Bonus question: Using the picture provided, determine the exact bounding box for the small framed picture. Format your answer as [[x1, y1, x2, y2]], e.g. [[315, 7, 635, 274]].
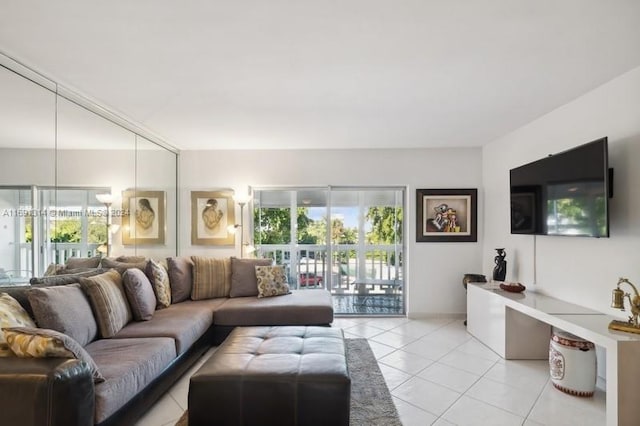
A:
[[416, 188, 477, 242], [191, 190, 236, 245], [121, 190, 165, 245]]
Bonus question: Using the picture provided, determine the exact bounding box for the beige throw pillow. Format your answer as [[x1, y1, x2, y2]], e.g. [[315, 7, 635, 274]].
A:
[[3, 327, 104, 383], [79, 270, 132, 338], [190, 256, 231, 300], [0, 293, 37, 357], [255, 265, 291, 298]]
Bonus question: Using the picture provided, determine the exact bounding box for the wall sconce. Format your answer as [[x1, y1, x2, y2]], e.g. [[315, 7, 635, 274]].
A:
[[96, 192, 115, 257], [227, 193, 252, 258], [609, 277, 640, 334]]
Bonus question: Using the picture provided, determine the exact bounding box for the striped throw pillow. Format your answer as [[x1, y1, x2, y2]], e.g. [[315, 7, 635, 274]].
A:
[[190, 256, 231, 300]]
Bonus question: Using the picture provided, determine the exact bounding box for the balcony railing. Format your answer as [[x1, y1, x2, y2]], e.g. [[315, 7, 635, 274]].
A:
[[257, 244, 403, 295]]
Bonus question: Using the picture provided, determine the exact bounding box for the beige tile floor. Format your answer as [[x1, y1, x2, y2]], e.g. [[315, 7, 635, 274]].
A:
[[135, 317, 606, 426]]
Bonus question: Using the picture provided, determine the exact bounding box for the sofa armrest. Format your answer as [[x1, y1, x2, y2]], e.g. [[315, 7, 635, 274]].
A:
[[0, 357, 95, 426]]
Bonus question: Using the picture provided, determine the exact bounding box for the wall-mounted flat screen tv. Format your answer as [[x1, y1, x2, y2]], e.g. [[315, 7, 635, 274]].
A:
[[509, 137, 610, 237]]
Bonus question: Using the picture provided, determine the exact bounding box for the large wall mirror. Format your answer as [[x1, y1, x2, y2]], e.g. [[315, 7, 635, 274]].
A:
[[0, 58, 178, 284]]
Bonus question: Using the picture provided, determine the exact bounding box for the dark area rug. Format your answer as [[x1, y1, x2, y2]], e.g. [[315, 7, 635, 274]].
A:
[[176, 337, 401, 426]]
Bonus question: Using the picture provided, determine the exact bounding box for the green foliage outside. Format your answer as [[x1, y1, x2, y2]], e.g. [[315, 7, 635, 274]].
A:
[[547, 197, 606, 235], [25, 218, 106, 244], [254, 206, 402, 264]]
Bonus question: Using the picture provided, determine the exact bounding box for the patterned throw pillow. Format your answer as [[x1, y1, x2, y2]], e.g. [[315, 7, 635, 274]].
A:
[[79, 270, 133, 338], [146, 259, 171, 308], [190, 256, 231, 300], [255, 265, 291, 298], [3, 327, 104, 383], [0, 293, 36, 357]]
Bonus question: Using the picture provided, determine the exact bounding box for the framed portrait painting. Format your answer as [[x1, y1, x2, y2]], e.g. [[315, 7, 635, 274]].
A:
[[121, 190, 165, 245], [416, 188, 477, 242], [191, 190, 236, 245]]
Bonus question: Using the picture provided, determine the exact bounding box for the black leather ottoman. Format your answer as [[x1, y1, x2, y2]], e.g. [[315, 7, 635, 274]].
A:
[[189, 326, 350, 426]]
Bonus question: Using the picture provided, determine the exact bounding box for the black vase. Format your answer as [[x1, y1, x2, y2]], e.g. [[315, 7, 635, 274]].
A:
[[493, 248, 507, 281]]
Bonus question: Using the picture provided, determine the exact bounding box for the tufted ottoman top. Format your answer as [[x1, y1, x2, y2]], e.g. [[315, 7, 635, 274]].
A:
[[189, 326, 351, 426]]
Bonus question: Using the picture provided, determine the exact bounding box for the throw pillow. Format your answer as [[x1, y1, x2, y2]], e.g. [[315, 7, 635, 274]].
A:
[[29, 268, 108, 286], [122, 269, 157, 321], [255, 265, 291, 298], [229, 257, 273, 298], [116, 255, 147, 263], [146, 259, 171, 308], [65, 256, 102, 270], [79, 270, 132, 338], [43, 263, 65, 276], [100, 257, 149, 275], [27, 284, 98, 347], [190, 256, 231, 300], [166, 257, 193, 303], [0, 293, 36, 357], [3, 327, 104, 383]]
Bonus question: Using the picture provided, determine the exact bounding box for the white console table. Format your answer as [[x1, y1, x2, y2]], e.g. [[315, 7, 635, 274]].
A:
[[467, 282, 640, 426]]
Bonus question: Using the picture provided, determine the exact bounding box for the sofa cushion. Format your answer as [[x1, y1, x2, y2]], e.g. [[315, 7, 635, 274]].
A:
[[115, 255, 147, 263], [27, 283, 98, 346], [255, 265, 291, 298], [191, 256, 231, 300], [29, 268, 108, 286], [122, 269, 157, 321], [0, 293, 36, 356], [86, 337, 176, 424], [166, 256, 193, 303], [229, 257, 272, 298], [80, 270, 132, 338], [43, 263, 65, 276], [100, 257, 149, 275], [65, 256, 102, 270], [3, 327, 104, 383], [146, 259, 171, 308], [214, 290, 334, 326], [114, 299, 224, 354]]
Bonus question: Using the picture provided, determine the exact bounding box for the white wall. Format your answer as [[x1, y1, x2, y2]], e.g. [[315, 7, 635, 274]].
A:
[[482, 65, 640, 316], [180, 148, 483, 316]]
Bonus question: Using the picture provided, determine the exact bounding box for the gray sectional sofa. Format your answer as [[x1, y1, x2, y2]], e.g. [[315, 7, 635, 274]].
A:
[[0, 256, 334, 426]]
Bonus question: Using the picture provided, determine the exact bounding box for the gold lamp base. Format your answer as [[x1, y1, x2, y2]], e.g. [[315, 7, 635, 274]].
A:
[[608, 320, 640, 334]]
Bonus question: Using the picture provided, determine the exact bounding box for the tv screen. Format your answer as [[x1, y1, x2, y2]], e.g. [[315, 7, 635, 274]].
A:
[[509, 137, 610, 237]]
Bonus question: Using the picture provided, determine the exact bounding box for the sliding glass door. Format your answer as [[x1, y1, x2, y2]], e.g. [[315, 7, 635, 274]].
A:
[[0, 186, 108, 283], [253, 186, 404, 315], [0, 187, 33, 284]]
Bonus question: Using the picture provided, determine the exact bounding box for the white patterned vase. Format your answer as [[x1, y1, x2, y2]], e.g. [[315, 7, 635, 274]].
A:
[[549, 327, 596, 397]]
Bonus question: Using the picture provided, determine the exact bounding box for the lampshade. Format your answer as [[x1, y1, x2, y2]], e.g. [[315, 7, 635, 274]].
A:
[[233, 193, 251, 205], [96, 193, 115, 205]]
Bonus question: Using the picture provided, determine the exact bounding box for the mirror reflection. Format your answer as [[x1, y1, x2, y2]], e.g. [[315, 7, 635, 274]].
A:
[[0, 61, 178, 284]]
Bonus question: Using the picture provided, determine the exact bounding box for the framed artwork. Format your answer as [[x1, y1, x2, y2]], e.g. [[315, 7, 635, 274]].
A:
[[416, 188, 477, 242], [121, 190, 165, 245], [191, 190, 236, 245]]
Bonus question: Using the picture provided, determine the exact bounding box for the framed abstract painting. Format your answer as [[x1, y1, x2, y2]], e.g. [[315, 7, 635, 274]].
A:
[[416, 188, 477, 242]]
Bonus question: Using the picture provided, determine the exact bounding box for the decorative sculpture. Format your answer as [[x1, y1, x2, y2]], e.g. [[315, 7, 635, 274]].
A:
[[610, 277, 640, 334], [493, 248, 507, 281]]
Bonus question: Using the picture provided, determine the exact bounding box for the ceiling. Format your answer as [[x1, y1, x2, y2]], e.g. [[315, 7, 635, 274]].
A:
[[1, 1, 639, 151]]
